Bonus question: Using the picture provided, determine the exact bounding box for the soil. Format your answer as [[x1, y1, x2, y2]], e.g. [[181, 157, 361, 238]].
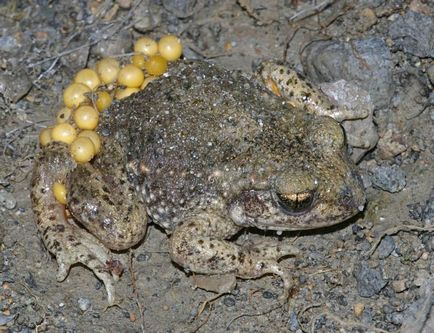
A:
[[0, 1, 433, 332]]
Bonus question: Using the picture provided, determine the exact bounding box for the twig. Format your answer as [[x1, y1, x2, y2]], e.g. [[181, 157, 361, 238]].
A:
[[366, 224, 434, 258], [311, 311, 390, 333], [128, 249, 146, 333], [226, 303, 283, 329], [288, 0, 335, 22], [191, 303, 214, 333]]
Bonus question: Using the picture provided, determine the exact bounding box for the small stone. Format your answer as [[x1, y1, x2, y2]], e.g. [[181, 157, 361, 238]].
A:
[[353, 262, 387, 297], [0, 190, 17, 210], [223, 296, 236, 307], [391, 279, 407, 293], [0, 71, 32, 103], [387, 312, 404, 325], [136, 252, 151, 262], [370, 165, 406, 193], [77, 297, 91, 312], [133, 2, 161, 33], [389, 10, 434, 58], [116, 0, 132, 9], [427, 65, 434, 85], [262, 291, 277, 299], [377, 235, 395, 259], [358, 8, 377, 31], [354, 303, 365, 317], [287, 310, 300, 331], [162, 0, 198, 18], [91, 30, 132, 58]]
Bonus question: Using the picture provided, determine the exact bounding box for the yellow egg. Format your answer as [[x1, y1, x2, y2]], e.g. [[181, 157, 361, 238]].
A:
[[73, 105, 99, 130], [74, 68, 101, 90], [134, 37, 158, 56], [63, 83, 91, 108], [70, 137, 96, 163], [96, 58, 120, 84], [158, 35, 183, 61], [53, 182, 67, 205], [131, 54, 146, 70], [51, 123, 77, 144], [95, 91, 112, 112], [78, 130, 101, 154], [117, 64, 145, 88], [140, 76, 156, 90], [39, 127, 53, 146], [56, 107, 72, 124], [144, 55, 168, 76], [115, 87, 140, 100]]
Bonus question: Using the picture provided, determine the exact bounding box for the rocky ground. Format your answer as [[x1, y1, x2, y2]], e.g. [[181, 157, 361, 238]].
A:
[[0, 0, 433, 332]]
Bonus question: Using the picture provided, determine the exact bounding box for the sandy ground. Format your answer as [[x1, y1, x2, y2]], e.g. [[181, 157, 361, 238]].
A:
[[1, 1, 433, 332]]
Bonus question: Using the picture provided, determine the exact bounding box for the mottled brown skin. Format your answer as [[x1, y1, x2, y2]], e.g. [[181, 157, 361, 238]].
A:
[[31, 60, 365, 304]]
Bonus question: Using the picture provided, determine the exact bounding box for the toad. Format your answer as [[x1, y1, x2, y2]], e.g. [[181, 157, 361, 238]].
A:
[[31, 60, 365, 304]]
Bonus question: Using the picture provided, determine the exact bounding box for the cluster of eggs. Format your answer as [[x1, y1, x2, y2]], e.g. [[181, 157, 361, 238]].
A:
[[38, 35, 183, 204]]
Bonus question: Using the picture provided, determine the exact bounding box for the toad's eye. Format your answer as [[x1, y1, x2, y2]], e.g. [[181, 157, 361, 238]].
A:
[[275, 191, 315, 215]]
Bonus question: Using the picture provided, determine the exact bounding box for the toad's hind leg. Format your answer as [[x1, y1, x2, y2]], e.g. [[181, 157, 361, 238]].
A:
[[169, 211, 299, 299], [31, 141, 147, 304]]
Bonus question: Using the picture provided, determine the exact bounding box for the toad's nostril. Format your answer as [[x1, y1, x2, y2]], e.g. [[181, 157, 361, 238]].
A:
[[274, 190, 315, 215]]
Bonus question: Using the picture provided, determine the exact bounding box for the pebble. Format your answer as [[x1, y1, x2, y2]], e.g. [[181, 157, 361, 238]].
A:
[[391, 279, 407, 293], [91, 30, 133, 58], [386, 312, 404, 325], [377, 235, 395, 259], [389, 10, 434, 57], [287, 310, 300, 331], [354, 303, 365, 317], [357, 8, 377, 31], [370, 165, 406, 193], [0, 36, 20, 53], [262, 291, 277, 299], [353, 262, 387, 297], [427, 65, 434, 85], [116, 0, 132, 9], [77, 297, 91, 312], [0, 190, 17, 210], [162, 0, 198, 18], [136, 252, 152, 262], [0, 71, 32, 103], [133, 2, 161, 33], [302, 37, 393, 109], [223, 296, 236, 307]]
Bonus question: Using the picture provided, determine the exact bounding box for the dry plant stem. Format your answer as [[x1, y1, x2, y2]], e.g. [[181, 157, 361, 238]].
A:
[[191, 303, 214, 333], [196, 293, 228, 319], [289, 0, 336, 22], [366, 224, 434, 258], [226, 304, 283, 329], [310, 311, 390, 333], [128, 249, 146, 333], [398, 278, 434, 333], [28, 0, 143, 69]]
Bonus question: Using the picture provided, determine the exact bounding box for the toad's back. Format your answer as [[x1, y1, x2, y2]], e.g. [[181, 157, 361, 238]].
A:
[[99, 61, 313, 231]]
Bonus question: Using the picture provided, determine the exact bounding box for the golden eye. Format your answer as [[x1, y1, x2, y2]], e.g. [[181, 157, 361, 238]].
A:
[[276, 191, 315, 215]]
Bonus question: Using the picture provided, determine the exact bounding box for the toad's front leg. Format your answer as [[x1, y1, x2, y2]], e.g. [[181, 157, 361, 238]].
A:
[[169, 210, 299, 299]]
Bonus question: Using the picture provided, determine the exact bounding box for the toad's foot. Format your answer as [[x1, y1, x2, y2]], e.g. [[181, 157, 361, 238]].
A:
[[257, 61, 369, 122], [31, 142, 140, 305], [169, 211, 299, 300]]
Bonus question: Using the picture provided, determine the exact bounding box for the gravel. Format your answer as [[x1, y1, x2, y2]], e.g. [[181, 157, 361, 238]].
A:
[[370, 165, 407, 193], [389, 10, 434, 58], [302, 37, 394, 109], [353, 262, 387, 297], [377, 235, 396, 259]]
